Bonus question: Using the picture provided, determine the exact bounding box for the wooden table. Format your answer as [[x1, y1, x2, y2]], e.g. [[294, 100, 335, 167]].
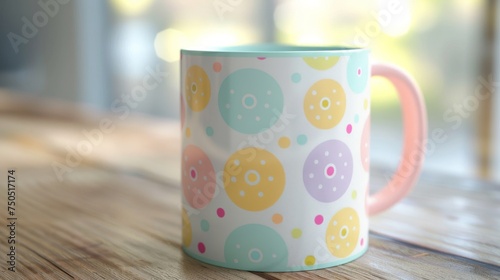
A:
[[0, 93, 499, 279]]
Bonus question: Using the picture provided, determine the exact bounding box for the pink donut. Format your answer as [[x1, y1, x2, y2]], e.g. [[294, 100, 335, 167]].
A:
[[361, 118, 370, 172], [303, 140, 353, 203], [182, 145, 216, 209]]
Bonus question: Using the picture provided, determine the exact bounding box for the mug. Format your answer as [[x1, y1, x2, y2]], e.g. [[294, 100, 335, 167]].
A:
[[180, 45, 427, 272]]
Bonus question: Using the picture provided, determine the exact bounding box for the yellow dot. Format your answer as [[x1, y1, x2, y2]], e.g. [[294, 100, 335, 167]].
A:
[[247, 173, 257, 183], [185, 127, 191, 138], [304, 255, 316, 266], [272, 213, 283, 224], [291, 228, 302, 239], [363, 98, 369, 110], [321, 99, 329, 108], [341, 228, 347, 237], [351, 190, 357, 200], [191, 83, 197, 92], [278, 137, 291, 148]]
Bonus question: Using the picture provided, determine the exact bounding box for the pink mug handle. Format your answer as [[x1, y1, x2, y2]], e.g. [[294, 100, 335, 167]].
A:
[[368, 63, 428, 215]]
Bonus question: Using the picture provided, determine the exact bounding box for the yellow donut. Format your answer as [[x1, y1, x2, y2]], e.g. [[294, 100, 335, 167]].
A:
[[303, 56, 340, 70], [182, 208, 192, 247], [304, 79, 346, 129], [185, 65, 211, 112], [325, 207, 360, 258], [224, 148, 285, 211]]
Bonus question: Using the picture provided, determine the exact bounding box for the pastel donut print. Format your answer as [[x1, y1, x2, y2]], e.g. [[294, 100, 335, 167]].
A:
[[303, 140, 353, 203], [218, 68, 284, 134], [325, 207, 360, 258], [303, 79, 346, 129], [224, 224, 288, 271], [361, 118, 370, 172], [185, 65, 211, 112], [182, 208, 192, 247], [347, 52, 369, 94], [182, 145, 216, 209], [303, 56, 340, 70], [224, 148, 285, 211]]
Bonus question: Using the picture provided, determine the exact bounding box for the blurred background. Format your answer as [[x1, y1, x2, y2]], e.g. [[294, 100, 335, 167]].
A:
[[0, 0, 499, 181]]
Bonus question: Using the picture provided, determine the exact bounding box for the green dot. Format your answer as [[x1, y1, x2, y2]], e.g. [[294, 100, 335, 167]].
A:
[[291, 73, 301, 83], [352, 190, 357, 200], [297, 134, 307, 145], [206, 127, 214, 136], [200, 219, 210, 232], [354, 114, 359, 124], [291, 228, 302, 239], [250, 250, 261, 260]]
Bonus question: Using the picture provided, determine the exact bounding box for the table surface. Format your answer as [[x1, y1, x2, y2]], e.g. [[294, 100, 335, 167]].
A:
[[0, 92, 499, 279]]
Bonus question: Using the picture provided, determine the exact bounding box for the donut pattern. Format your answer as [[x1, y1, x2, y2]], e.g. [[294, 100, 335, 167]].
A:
[[185, 65, 211, 112], [304, 79, 346, 129], [325, 207, 360, 258], [182, 208, 192, 247], [218, 68, 284, 134], [361, 118, 370, 172], [224, 148, 285, 211], [303, 56, 340, 70], [182, 145, 216, 209], [182, 53, 371, 270], [347, 52, 369, 94], [303, 140, 353, 203], [224, 224, 288, 271]]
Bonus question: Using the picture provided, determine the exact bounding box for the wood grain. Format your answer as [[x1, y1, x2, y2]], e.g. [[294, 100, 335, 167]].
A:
[[0, 168, 498, 280]]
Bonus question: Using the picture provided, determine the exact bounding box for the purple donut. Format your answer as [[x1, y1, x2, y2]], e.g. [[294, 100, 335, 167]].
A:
[[303, 140, 353, 202]]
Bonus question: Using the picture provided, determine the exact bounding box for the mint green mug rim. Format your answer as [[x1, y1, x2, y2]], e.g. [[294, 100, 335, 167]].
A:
[[181, 44, 369, 57]]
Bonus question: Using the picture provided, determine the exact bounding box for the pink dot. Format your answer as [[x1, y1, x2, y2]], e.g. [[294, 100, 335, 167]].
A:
[[326, 166, 335, 176], [314, 215, 324, 225], [198, 242, 206, 253], [357, 68, 362, 76], [216, 208, 225, 218], [257, 57, 266, 60], [360, 238, 364, 246], [190, 169, 196, 178], [213, 62, 222, 72], [346, 124, 352, 134]]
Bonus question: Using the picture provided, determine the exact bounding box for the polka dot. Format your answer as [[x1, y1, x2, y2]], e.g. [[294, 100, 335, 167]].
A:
[[297, 134, 307, 145], [326, 208, 360, 258], [205, 126, 214, 136], [185, 127, 191, 138], [185, 65, 211, 112], [352, 190, 357, 200], [257, 57, 266, 60], [272, 213, 283, 224], [224, 224, 288, 270], [303, 56, 340, 70], [303, 140, 353, 202], [360, 238, 365, 246], [346, 124, 352, 134], [182, 145, 216, 209], [304, 79, 346, 129], [216, 207, 225, 218], [200, 219, 210, 232], [213, 62, 222, 72], [198, 242, 206, 253], [182, 209, 192, 247], [291, 228, 302, 239], [218, 69, 283, 134], [224, 148, 285, 211], [291, 73, 301, 83], [304, 255, 316, 266], [314, 215, 324, 225], [347, 52, 369, 93], [278, 137, 291, 148], [354, 114, 359, 124]]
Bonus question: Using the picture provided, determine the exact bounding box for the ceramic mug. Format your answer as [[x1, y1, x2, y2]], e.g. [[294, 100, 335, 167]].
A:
[[180, 45, 427, 272]]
